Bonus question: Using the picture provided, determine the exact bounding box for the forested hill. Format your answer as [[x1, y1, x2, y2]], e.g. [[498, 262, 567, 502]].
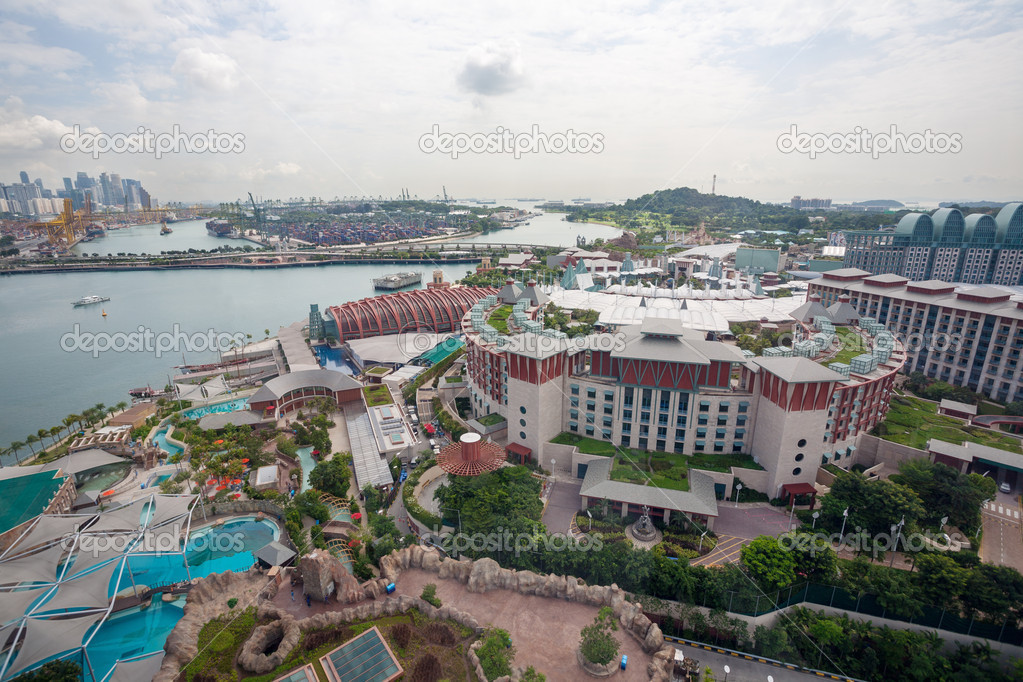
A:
[[620, 187, 766, 214]]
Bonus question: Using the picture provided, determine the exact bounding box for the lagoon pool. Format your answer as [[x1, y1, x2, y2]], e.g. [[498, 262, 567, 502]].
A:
[[296, 446, 315, 493], [84, 598, 185, 682], [75, 462, 132, 493], [152, 427, 183, 456], [181, 398, 249, 420]]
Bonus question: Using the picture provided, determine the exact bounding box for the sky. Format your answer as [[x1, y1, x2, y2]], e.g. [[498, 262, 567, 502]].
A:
[[1, 0, 1021, 207]]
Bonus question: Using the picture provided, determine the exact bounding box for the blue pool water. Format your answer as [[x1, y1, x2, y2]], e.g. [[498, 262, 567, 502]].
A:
[[125, 517, 280, 590], [84, 598, 185, 682], [313, 345, 356, 374], [296, 446, 315, 493], [181, 398, 249, 420], [152, 427, 183, 456], [145, 473, 171, 488]]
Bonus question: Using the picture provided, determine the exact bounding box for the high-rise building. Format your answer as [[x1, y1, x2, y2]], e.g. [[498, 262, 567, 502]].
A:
[[808, 269, 1023, 402], [19, 171, 29, 184], [843, 204, 1023, 285], [63, 177, 73, 192]]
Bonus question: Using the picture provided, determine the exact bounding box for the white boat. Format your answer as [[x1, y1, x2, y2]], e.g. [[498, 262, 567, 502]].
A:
[[72, 295, 110, 306]]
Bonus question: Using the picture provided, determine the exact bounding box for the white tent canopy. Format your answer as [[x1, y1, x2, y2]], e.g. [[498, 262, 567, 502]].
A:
[[0, 587, 50, 627], [32, 562, 118, 615], [1, 611, 104, 678], [0, 544, 70, 586]]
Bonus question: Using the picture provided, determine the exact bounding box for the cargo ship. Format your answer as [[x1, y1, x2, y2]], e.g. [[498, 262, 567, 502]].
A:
[[206, 219, 239, 238], [373, 271, 422, 290]]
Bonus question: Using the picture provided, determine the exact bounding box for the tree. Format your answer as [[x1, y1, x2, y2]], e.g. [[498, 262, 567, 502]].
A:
[[9, 441, 24, 463], [740, 535, 796, 591], [48, 425, 61, 446], [915, 554, 968, 610], [579, 606, 620, 666], [13, 659, 82, 681], [1005, 401, 1023, 417], [25, 434, 39, 454], [308, 457, 351, 498]]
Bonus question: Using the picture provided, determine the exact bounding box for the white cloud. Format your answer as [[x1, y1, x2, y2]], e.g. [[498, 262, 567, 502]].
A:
[[0, 96, 74, 151], [172, 47, 241, 91], [240, 161, 302, 182]]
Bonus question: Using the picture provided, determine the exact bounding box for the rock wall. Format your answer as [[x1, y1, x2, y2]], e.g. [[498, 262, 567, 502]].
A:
[[156, 568, 277, 681], [379, 548, 675, 682]]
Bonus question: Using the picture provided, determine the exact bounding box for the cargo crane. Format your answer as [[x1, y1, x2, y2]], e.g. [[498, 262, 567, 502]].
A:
[[27, 198, 86, 249], [247, 192, 265, 240]]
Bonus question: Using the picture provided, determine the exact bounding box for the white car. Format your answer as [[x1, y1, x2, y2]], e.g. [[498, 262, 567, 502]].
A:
[[1000, 482, 1012, 494]]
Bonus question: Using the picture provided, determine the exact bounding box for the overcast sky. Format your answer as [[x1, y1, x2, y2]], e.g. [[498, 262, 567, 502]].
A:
[[2, 0, 1021, 206]]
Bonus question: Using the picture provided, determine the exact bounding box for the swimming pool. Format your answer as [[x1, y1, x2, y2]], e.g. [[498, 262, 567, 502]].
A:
[[75, 462, 132, 493], [124, 516, 280, 590], [296, 446, 315, 493], [145, 473, 171, 488], [181, 398, 250, 420], [152, 427, 183, 456], [84, 597, 185, 682]]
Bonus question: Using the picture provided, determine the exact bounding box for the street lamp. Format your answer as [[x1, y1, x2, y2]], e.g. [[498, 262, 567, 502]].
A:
[[839, 507, 850, 539], [723, 664, 730, 681], [698, 529, 708, 552], [812, 511, 820, 529], [889, 514, 906, 568], [733, 483, 743, 508]]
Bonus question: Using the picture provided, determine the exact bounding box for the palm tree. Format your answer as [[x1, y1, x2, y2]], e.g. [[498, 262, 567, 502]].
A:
[[25, 434, 39, 455], [48, 426, 61, 446], [116, 401, 128, 414], [37, 429, 50, 449], [63, 415, 77, 438], [94, 403, 106, 425], [9, 441, 24, 463]]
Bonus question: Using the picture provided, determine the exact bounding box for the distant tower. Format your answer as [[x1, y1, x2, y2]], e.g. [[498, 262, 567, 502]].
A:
[[711, 174, 716, 195], [19, 171, 29, 184]]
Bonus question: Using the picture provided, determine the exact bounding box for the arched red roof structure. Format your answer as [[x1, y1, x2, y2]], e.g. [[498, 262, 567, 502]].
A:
[[326, 286, 497, 342]]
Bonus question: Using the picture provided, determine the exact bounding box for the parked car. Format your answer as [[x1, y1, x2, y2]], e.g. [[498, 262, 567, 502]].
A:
[[1000, 482, 1012, 494]]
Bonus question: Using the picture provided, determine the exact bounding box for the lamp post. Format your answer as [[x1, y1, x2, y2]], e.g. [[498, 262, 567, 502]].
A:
[[733, 483, 743, 508], [811, 511, 820, 529], [839, 507, 850, 539], [698, 529, 708, 552], [788, 497, 796, 529], [889, 514, 906, 568], [723, 664, 730, 681]]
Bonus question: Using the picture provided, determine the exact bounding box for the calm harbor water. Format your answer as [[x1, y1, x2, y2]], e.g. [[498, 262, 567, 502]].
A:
[[0, 208, 620, 460]]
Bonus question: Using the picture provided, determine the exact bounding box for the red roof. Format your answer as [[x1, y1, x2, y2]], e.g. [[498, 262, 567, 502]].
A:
[[436, 439, 506, 477]]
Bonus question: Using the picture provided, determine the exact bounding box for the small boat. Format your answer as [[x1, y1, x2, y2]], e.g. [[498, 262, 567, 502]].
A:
[[72, 295, 110, 306], [160, 222, 173, 235]]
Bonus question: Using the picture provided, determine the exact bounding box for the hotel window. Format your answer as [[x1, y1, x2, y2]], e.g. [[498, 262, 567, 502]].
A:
[[717, 416, 728, 426], [675, 429, 685, 440], [603, 417, 613, 428], [735, 429, 745, 440], [623, 409, 632, 420], [716, 428, 726, 439], [718, 401, 729, 412], [657, 427, 667, 438], [585, 426, 594, 436], [695, 440, 705, 452], [699, 401, 710, 412], [586, 400, 596, 410], [622, 423, 631, 434], [738, 402, 749, 413], [569, 421, 578, 432], [714, 441, 725, 452], [604, 390, 614, 401], [638, 437, 648, 449], [641, 389, 652, 408], [736, 416, 747, 427], [698, 415, 708, 426], [621, 435, 630, 447], [570, 384, 579, 395], [570, 409, 578, 419], [697, 427, 707, 437], [587, 388, 596, 399], [570, 397, 579, 407]]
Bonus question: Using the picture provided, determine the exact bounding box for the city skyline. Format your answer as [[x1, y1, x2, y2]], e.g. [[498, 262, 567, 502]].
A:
[[0, 1, 1020, 205]]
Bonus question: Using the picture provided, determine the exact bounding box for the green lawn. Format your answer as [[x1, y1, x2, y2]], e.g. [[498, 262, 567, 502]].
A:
[[362, 385, 394, 407], [878, 395, 1023, 453], [830, 327, 869, 365], [365, 366, 390, 376], [550, 432, 763, 492], [487, 305, 514, 334], [444, 375, 465, 384], [477, 413, 506, 426], [977, 401, 1006, 416]]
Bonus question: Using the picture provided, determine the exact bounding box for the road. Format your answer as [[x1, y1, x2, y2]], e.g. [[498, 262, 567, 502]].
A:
[[979, 492, 1023, 571]]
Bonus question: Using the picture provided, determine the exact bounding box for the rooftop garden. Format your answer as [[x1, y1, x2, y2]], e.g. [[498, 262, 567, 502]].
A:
[[362, 384, 394, 407], [477, 413, 506, 426], [550, 432, 763, 492], [364, 365, 390, 377], [875, 395, 1023, 453], [829, 326, 868, 365], [487, 305, 514, 334]]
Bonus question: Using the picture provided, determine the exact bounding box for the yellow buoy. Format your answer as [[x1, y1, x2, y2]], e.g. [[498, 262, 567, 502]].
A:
[[101, 309, 107, 317]]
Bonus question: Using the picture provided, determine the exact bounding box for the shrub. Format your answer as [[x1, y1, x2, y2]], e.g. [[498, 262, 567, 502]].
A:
[[391, 622, 413, 650], [409, 653, 443, 682], [579, 606, 620, 666], [423, 622, 456, 646], [303, 626, 352, 651], [476, 629, 514, 680], [421, 583, 441, 607], [227, 598, 238, 609]]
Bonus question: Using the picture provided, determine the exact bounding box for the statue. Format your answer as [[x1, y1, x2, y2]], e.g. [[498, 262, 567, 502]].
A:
[[630, 505, 657, 542]]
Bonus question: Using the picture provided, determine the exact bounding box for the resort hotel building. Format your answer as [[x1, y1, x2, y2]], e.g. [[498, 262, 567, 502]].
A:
[[459, 278, 905, 526], [807, 269, 1023, 403]]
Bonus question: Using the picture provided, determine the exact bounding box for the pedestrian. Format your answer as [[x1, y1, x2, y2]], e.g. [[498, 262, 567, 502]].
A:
[[290, 589, 295, 601], [323, 595, 328, 605], [305, 594, 311, 607]]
